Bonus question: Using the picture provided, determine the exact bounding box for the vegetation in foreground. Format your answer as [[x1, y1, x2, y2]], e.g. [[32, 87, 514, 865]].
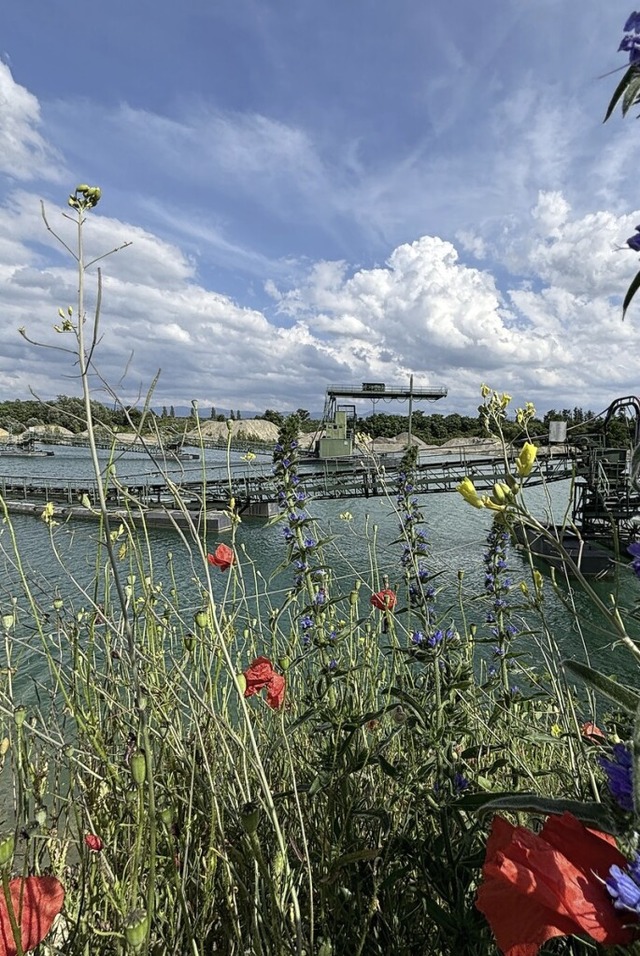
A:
[[5, 22, 640, 945]]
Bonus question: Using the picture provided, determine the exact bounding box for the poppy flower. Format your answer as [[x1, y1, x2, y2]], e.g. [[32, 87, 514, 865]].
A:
[[370, 589, 397, 611], [243, 656, 286, 710], [0, 875, 65, 955], [84, 833, 103, 853], [580, 721, 605, 742], [476, 812, 635, 956], [207, 543, 234, 571]]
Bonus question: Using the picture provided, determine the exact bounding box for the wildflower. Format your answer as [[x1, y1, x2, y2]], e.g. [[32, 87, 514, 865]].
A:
[[457, 477, 485, 509], [476, 813, 635, 955], [620, 13, 640, 63], [84, 833, 103, 853], [300, 615, 313, 630], [0, 875, 65, 955], [411, 631, 424, 645], [627, 227, 640, 253], [607, 851, 640, 914], [628, 541, 640, 577], [243, 656, 286, 710], [453, 772, 469, 792], [599, 743, 634, 812], [370, 589, 397, 611], [207, 543, 234, 571], [515, 441, 537, 478], [339, 511, 353, 521], [581, 721, 606, 742]]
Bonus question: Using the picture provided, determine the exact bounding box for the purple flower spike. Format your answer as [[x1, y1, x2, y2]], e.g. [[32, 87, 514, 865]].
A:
[[620, 32, 640, 63], [599, 743, 634, 812], [624, 12, 640, 34], [627, 231, 640, 253], [607, 855, 640, 913]]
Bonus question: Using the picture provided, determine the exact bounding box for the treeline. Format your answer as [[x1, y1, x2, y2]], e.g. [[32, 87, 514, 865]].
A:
[[0, 396, 144, 434], [0, 397, 635, 446]]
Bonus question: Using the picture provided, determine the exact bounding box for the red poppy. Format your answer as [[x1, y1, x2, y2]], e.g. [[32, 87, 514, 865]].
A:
[[243, 657, 286, 710], [370, 589, 397, 611], [207, 543, 234, 571], [84, 833, 103, 853], [580, 721, 605, 742], [0, 875, 65, 955], [476, 812, 635, 956]]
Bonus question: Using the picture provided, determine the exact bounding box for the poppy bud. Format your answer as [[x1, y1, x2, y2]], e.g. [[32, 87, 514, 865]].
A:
[[130, 752, 147, 787], [158, 807, 174, 827], [194, 610, 208, 629], [14, 706, 26, 728], [183, 633, 196, 653], [0, 833, 15, 867], [240, 801, 259, 835], [124, 908, 149, 952]]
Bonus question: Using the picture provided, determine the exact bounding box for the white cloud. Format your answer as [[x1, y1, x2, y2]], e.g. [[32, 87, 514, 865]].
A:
[[0, 62, 64, 182]]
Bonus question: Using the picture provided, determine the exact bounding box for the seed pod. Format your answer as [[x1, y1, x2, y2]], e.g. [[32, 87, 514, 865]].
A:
[[124, 909, 149, 952], [0, 833, 15, 867], [194, 610, 208, 630], [130, 751, 147, 787], [240, 801, 259, 835], [183, 633, 196, 653], [14, 706, 26, 729]]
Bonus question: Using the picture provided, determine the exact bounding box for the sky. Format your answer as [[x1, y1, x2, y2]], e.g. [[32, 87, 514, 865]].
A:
[[0, 1, 639, 418]]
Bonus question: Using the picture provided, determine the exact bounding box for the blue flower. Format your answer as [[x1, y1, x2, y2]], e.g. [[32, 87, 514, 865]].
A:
[[453, 772, 469, 792], [607, 854, 640, 913], [328, 658, 338, 671], [620, 31, 640, 63], [427, 629, 444, 647], [628, 541, 640, 576], [300, 615, 314, 630], [624, 12, 640, 32], [599, 744, 634, 812], [627, 229, 640, 253], [411, 630, 425, 645]]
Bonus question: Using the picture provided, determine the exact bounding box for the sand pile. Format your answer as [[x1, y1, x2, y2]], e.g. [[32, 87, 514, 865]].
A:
[[190, 419, 281, 442]]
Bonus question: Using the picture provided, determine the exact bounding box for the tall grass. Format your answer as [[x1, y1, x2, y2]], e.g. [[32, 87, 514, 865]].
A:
[[0, 188, 629, 955]]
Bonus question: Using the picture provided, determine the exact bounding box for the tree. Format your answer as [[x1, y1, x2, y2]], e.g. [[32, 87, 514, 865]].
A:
[[161, 406, 168, 419], [210, 406, 216, 419], [170, 405, 175, 418]]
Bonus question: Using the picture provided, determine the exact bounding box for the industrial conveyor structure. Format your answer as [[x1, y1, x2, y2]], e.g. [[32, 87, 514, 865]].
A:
[[316, 381, 448, 460]]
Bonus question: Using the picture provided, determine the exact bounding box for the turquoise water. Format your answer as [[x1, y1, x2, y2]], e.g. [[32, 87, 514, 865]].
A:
[[0, 450, 638, 696]]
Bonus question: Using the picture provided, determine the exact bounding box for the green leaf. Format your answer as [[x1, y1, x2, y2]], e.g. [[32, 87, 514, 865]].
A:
[[623, 70, 640, 117], [623, 269, 640, 321], [604, 64, 640, 122], [461, 792, 617, 833], [562, 659, 640, 711]]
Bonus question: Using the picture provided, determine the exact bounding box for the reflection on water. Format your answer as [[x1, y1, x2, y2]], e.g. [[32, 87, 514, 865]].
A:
[[0, 460, 638, 693]]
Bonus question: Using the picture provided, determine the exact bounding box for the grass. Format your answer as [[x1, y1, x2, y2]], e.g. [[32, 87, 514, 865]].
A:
[[0, 187, 635, 955]]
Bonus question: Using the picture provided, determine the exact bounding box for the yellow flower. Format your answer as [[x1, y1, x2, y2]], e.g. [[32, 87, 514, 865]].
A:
[[515, 442, 537, 478], [550, 723, 562, 738], [457, 477, 485, 509]]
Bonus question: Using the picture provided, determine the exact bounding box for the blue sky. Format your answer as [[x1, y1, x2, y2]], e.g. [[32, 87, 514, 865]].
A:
[[0, 1, 639, 416]]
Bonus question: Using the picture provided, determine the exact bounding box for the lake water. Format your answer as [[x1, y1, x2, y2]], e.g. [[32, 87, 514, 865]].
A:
[[0, 445, 637, 694]]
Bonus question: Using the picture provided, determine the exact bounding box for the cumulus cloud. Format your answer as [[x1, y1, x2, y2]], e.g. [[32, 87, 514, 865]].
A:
[[0, 62, 63, 182], [1, 182, 639, 417]]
